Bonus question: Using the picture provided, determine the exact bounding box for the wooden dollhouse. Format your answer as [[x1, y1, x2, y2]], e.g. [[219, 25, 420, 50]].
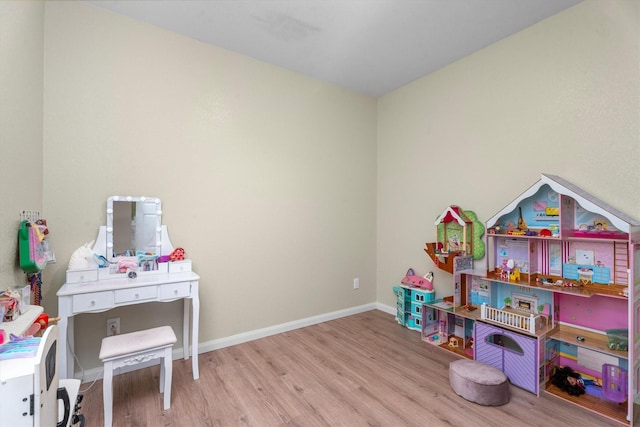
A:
[[396, 174, 639, 425]]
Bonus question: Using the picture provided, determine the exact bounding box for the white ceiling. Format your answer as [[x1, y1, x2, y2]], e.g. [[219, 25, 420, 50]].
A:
[[88, 0, 582, 97]]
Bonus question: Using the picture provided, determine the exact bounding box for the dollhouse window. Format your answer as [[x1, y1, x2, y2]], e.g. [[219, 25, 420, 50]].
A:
[[485, 333, 524, 355]]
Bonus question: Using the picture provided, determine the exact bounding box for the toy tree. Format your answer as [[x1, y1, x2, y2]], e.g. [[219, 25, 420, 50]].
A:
[[434, 206, 485, 259]]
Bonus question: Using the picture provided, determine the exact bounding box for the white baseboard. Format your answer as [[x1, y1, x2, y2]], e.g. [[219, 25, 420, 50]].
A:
[[376, 302, 395, 315], [78, 303, 386, 383], [199, 303, 379, 353]]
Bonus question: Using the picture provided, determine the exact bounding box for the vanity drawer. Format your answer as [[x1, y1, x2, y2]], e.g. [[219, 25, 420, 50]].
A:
[[114, 286, 158, 304], [66, 268, 98, 284], [73, 291, 113, 313], [169, 260, 192, 273], [159, 282, 191, 300]]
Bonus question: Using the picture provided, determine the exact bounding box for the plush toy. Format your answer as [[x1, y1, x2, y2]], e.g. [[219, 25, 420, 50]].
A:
[[550, 366, 587, 396]]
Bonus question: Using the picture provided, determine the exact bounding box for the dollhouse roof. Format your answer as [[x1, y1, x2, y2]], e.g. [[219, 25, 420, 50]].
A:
[[434, 205, 470, 226], [486, 173, 640, 233]]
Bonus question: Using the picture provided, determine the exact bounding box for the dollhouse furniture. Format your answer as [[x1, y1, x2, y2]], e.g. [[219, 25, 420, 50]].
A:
[[602, 364, 628, 403], [449, 359, 510, 406], [100, 326, 176, 427], [408, 174, 639, 425], [57, 196, 200, 381]]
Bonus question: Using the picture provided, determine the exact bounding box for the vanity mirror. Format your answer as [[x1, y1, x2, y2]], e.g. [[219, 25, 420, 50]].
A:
[[91, 196, 174, 264], [66, 196, 187, 283], [106, 196, 162, 260]]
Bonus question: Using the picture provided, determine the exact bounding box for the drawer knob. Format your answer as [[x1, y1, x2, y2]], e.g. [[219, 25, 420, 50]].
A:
[[174, 290, 178, 295], [90, 301, 95, 305], [135, 293, 139, 298]]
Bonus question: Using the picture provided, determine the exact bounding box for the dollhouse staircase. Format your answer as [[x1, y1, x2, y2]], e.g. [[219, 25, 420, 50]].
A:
[[613, 241, 628, 285]]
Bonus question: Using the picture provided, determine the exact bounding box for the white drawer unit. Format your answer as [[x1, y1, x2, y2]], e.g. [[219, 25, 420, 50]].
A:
[[114, 286, 158, 304], [168, 260, 192, 273], [65, 268, 99, 284], [160, 282, 191, 300], [72, 291, 113, 313]]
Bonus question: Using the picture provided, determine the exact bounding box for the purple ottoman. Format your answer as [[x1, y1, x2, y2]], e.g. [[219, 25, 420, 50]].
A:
[[449, 359, 510, 406]]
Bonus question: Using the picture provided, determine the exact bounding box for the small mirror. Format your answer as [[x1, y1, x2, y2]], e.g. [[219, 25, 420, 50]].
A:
[[106, 196, 162, 261]]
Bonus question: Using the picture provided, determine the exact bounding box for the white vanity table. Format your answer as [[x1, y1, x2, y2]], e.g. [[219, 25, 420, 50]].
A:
[[56, 196, 200, 381]]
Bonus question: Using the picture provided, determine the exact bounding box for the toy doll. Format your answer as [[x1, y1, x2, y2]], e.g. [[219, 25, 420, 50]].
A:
[[550, 366, 597, 396]]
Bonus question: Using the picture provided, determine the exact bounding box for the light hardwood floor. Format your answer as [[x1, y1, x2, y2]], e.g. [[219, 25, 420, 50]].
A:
[[78, 310, 621, 426]]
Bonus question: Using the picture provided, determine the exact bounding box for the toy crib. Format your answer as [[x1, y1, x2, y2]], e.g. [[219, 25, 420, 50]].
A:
[[480, 303, 545, 335]]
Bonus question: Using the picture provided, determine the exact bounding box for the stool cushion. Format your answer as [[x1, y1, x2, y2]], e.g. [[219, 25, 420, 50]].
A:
[[449, 359, 510, 406], [99, 326, 177, 360]]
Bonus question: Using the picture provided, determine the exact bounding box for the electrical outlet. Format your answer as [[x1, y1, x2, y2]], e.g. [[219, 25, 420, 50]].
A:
[[353, 278, 360, 290], [107, 318, 120, 336]]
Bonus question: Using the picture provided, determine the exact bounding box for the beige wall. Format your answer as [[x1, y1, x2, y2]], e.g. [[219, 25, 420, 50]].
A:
[[1, 0, 638, 374], [42, 2, 377, 370], [377, 0, 640, 306], [0, 2, 44, 284]]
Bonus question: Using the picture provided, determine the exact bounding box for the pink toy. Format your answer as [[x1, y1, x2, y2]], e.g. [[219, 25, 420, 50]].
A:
[[117, 257, 138, 273], [170, 247, 185, 261], [401, 268, 434, 290]]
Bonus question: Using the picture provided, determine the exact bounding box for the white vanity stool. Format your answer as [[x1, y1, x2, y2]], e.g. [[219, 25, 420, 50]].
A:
[[99, 326, 177, 427]]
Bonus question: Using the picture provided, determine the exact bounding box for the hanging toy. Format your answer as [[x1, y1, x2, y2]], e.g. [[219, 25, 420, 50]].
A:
[[19, 221, 47, 273]]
